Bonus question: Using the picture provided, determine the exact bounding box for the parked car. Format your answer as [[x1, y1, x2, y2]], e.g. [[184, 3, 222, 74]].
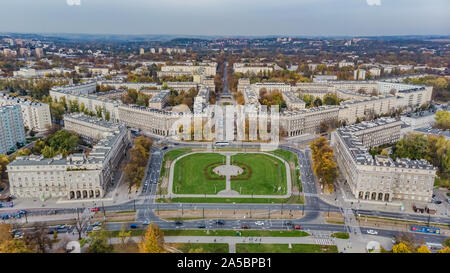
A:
[[294, 225, 302, 230], [56, 225, 66, 230], [91, 207, 100, 212], [143, 220, 150, 225], [93, 226, 101, 231], [175, 220, 183, 226], [92, 222, 101, 227], [435, 200, 442, 204], [255, 221, 264, 226], [284, 221, 293, 226], [366, 229, 378, 235], [198, 224, 206, 229], [216, 220, 225, 225], [241, 224, 250, 229], [130, 223, 138, 229]]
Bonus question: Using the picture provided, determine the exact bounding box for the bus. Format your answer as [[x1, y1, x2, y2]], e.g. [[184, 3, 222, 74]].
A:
[[215, 141, 229, 147], [410, 225, 440, 234]]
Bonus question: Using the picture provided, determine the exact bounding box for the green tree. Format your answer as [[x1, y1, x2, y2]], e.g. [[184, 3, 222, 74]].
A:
[[323, 93, 339, 105], [32, 140, 46, 155], [0, 154, 10, 179], [118, 224, 132, 248], [105, 111, 111, 121], [435, 110, 450, 130], [86, 229, 113, 253]]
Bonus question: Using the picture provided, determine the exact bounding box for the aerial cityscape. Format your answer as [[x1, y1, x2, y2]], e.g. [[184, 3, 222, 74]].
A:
[[0, 0, 449, 262]]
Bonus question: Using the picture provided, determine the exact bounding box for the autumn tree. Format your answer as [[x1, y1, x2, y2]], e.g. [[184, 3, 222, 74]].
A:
[[416, 245, 431, 253], [123, 136, 153, 191], [22, 222, 53, 253], [0, 224, 33, 253], [138, 224, 165, 253], [310, 137, 338, 192], [437, 247, 450, 253], [392, 243, 411, 253]]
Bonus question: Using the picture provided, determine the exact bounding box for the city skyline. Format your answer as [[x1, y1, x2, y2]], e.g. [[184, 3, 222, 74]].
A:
[[0, 0, 449, 36]]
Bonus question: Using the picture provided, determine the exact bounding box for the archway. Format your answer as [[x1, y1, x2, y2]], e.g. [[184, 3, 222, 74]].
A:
[[358, 192, 363, 199], [384, 194, 390, 202], [82, 190, 87, 199], [365, 192, 370, 200], [371, 192, 376, 200], [95, 189, 100, 198], [76, 191, 81, 199], [378, 193, 383, 201], [69, 191, 75, 199], [89, 190, 94, 198]]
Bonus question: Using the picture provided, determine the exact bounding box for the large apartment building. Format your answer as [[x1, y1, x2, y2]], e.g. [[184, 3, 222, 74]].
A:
[[0, 94, 52, 132], [0, 105, 26, 155], [331, 118, 436, 203], [281, 106, 340, 137], [7, 114, 131, 200], [233, 63, 274, 75]]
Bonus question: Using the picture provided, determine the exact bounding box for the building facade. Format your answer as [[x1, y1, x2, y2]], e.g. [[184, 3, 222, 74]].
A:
[[7, 115, 130, 200], [0, 105, 26, 155], [331, 118, 436, 203], [0, 94, 52, 132]]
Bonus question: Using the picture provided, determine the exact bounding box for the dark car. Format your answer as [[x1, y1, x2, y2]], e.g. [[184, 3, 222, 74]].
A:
[[216, 220, 225, 225], [198, 224, 206, 229], [130, 223, 138, 229], [241, 224, 250, 229], [47, 228, 57, 234], [175, 220, 183, 226], [435, 200, 442, 204], [285, 221, 293, 226]]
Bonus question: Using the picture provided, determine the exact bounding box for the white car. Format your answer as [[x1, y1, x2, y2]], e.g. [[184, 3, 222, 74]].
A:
[[93, 226, 101, 231], [255, 221, 264, 226], [366, 229, 378, 235]]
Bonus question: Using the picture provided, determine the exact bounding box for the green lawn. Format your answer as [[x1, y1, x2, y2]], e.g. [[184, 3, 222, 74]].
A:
[[330, 232, 349, 239], [173, 153, 226, 194], [230, 153, 287, 195], [167, 243, 229, 253], [236, 243, 338, 253], [159, 195, 304, 204], [269, 149, 302, 192], [108, 229, 310, 239], [160, 148, 192, 179], [164, 148, 193, 162], [163, 229, 310, 237]]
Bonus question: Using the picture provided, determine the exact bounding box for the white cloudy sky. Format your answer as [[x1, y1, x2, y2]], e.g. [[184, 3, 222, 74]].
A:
[[0, 0, 449, 36]]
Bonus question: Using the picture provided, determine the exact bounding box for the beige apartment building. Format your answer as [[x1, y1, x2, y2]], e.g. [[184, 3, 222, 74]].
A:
[[331, 118, 436, 203], [281, 106, 340, 137], [7, 115, 130, 200], [0, 94, 52, 132]]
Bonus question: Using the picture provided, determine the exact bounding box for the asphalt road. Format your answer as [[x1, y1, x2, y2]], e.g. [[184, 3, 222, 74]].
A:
[[6, 142, 450, 246]]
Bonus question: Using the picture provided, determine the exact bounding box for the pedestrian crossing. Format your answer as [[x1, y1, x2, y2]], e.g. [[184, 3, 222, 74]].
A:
[[312, 234, 335, 246], [314, 235, 335, 246]]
